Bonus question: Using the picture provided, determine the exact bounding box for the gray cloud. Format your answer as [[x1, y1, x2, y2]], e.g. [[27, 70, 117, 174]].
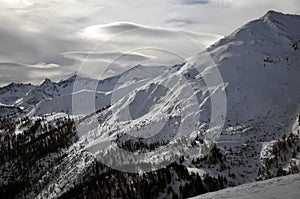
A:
[[0, 61, 64, 86], [62, 51, 155, 63], [0, 0, 299, 86], [77, 22, 189, 41], [28, 62, 61, 69], [166, 18, 197, 26], [74, 21, 222, 76], [183, 0, 210, 5], [76, 21, 222, 48], [0, 62, 60, 69]]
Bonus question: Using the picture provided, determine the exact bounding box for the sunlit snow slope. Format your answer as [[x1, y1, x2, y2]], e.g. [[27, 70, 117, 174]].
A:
[[190, 174, 300, 199]]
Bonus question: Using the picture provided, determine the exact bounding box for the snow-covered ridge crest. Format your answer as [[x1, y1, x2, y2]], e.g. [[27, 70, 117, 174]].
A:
[[0, 64, 171, 116]]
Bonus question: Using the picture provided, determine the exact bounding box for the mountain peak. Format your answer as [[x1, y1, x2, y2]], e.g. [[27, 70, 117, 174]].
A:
[[65, 74, 77, 82], [261, 10, 285, 23], [260, 10, 300, 39], [40, 78, 54, 86], [208, 11, 300, 52], [264, 10, 284, 17], [261, 10, 300, 23]]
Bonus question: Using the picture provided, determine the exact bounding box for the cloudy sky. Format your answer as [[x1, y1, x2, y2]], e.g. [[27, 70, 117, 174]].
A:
[[0, 0, 299, 86]]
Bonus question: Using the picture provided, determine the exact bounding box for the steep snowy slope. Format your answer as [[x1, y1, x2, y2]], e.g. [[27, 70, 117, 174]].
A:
[[185, 10, 300, 184], [206, 10, 300, 123]]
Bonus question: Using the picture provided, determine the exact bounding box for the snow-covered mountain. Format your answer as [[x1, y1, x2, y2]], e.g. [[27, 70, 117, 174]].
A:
[[0, 65, 170, 116], [207, 10, 300, 122], [0, 83, 35, 106], [0, 10, 299, 199]]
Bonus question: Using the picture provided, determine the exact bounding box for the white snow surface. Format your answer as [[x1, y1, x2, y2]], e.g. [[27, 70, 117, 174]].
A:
[[190, 174, 300, 199]]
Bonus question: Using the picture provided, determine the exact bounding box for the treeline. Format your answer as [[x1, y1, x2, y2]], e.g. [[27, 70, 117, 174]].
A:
[[0, 116, 78, 198], [116, 135, 169, 152], [192, 145, 227, 172], [0, 117, 77, 162], [257, 132, 300, 180], [60, 160, 227, 199], [76, 104, 111, 125]]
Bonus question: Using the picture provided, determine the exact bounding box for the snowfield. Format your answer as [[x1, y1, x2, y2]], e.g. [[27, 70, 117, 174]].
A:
[[190, 174, 300, 199]]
